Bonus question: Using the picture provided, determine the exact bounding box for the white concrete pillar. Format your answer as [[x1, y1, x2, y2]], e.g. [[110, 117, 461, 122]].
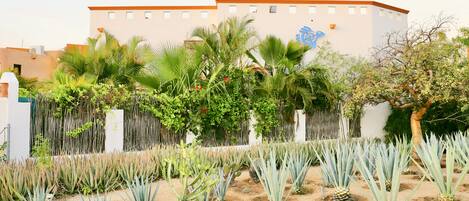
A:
[[360, 103, 391, 139], [0, 72, 30, 161], [186, 131, 196, 144], [294, 110, 306, 143], [104, 109, 124, 153], [249, 110, 262, 145]]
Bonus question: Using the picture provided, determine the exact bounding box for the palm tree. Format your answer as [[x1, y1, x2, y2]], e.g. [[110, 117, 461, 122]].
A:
[[59, 31, 147, 87], [136, 46, 202, 96], [192, 16, 257, 74], [251, 36, 316, 120]]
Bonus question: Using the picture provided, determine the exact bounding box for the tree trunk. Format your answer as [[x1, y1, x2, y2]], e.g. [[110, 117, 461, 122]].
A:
[[410, 101, 432, 146]]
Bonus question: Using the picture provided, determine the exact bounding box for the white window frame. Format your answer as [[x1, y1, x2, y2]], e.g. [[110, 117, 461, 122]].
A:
[[308, 6, 317, 14], [249, 5, 258, 13], [182, 11, 190, 19], [126, 11, 134, 19], [269, 5, 277, 13], [328, 6, 336, 14], [348, 6, 356, 15], [108, 11, 116, 20], [229, 5, 237, 13], [144, 11, 152, 19], [163, 11, 171, 19], [360, 6, 367, 15], [289, 6, 297, 14]]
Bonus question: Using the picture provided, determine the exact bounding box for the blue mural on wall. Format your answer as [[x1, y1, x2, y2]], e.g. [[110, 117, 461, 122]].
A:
[[296, 26, 325, 48]]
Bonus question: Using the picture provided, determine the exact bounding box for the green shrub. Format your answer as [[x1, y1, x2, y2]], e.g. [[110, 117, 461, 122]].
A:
[[32, 134, 52, 168]]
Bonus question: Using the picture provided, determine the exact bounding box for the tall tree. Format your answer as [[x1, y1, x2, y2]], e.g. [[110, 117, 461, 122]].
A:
[[345, 17, 468, 145]]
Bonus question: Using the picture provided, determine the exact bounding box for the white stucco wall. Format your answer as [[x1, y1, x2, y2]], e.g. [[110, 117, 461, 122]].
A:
[[105, 109, 124, 153], [9, 103, 30, 160], [0, 72, 31, 161], [0, 99, 8, 145], [360, 102, 391, 139]]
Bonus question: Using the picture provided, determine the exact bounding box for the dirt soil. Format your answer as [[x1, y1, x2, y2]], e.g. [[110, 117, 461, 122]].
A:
[[59, 166, 469, 201]]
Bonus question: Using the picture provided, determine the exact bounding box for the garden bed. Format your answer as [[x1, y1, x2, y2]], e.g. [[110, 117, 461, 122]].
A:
[[61, 166, 469, 201]]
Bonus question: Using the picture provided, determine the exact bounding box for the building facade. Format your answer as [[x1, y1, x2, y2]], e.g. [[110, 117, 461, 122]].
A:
[[89, 0, 409, 139], [0, 47, 62, 81], [89, 0, 408, 56]]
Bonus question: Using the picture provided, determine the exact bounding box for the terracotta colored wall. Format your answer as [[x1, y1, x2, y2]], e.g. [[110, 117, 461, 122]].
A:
[[0, 48, 61, 81]]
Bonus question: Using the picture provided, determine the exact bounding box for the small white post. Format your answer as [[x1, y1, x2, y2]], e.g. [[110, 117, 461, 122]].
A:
[[105, 109, 124, 153], [249, 110, 262, 145], [0, 72, 30, 161], [294, 110, 306, 143], [186, 131, 196, 144]]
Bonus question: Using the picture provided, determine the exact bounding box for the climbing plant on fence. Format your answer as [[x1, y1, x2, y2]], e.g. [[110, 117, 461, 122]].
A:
[[30, 96, 106, 155]]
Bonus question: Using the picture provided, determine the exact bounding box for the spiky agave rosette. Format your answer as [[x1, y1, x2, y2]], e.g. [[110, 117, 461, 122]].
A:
[[416, 135, 469, 201], [315, 142, 355, 201]]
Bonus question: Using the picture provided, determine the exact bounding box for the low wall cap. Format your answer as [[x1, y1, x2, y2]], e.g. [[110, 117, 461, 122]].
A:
[[0, 72, 19, 84]]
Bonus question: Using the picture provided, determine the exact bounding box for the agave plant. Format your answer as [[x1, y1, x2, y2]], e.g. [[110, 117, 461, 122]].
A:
[[58, 157, 81, 195], [356, 142, 418, 201], [315, 142, 355, 201], [355, 141, 377, 179], [250, 149, 290, 201], [126, 177, 158, 201], [447, 132, 469, 167], [22, 186, 54, 201], [415, 135, 469, 201], [213, 168, 234, 201], [287, 149, 311, 194], [375, 142, 410, 191]]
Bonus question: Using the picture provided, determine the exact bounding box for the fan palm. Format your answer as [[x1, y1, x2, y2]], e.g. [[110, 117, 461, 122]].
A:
[[251, 36, 315, 121], [59, 31, 147, 87]]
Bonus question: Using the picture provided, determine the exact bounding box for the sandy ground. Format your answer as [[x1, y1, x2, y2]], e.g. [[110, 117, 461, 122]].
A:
[[59, 166, 469, 201]]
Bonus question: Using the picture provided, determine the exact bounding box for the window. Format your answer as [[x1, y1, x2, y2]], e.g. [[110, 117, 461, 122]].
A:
[[144, 11, 152, 19], [200, 11, 209, 19], [13, 64, 21, 75], [360, 6, 367, 15], [269, 5, 277, 13], [108, 12, 116, 20], [379, 9, 385, 16], [182, 11, 190, 19], [229, 5, 237, 13], [289, 6, 297, 14], [308, 6, 317, 14], [163, 11, 171, 19], [126, 11, 134, 19], [348, 6, 355, 15], [249, 5, 257, 13], [328, 6, 336, 14]]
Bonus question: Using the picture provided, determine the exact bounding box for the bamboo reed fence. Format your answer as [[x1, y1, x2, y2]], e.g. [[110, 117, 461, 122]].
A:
[[30, 97, 354, 155], [30, 96, 105, 155]]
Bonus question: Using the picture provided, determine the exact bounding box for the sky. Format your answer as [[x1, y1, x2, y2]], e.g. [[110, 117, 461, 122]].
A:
[[0, 0, 468, 50]]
